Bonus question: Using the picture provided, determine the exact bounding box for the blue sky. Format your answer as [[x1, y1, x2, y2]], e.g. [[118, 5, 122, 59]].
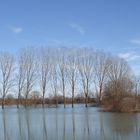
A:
[[0, 0, 140, 74]]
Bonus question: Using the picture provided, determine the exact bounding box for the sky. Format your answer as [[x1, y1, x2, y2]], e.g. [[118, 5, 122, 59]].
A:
[[0, 0, 140, 74]]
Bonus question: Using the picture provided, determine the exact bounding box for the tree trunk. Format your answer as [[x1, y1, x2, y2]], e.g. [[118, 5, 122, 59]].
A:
[[99, 85, 102, 105], [2, 97, 4, 109], [85, 94, 88, 108], [63, 81, 66, 108], [17, 91, 21, 108], [72, 84, 74, 108], [55, 90, 58, 108], [25, 93, 28, 108], [42, 93, 45, 108], [17, 97, 20, 108]]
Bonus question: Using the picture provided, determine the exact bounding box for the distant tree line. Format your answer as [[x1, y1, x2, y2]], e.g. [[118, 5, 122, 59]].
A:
[[0, 47, 139, 110]]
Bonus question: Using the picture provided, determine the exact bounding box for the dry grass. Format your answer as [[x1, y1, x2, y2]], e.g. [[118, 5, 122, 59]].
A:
[[0, 97, 96, 107]]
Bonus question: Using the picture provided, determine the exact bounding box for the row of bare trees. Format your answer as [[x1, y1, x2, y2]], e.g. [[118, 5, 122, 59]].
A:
[[0, 47, 139, 109]]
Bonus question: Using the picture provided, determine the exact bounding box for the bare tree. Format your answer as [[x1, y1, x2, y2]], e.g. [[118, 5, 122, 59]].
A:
[[20, 48, 37, 107], [51, 62, 58, 107], [16, 52, 26, 108], [0, 52, 14, 109], [67, 49, 78, 108], [93, 50, 110, 104], [132, 75, 140, 108], [78, 48, 94, 107], [58, 48, 68, 108], [39, 47, 50, 107], [107, 57, 131, 101]]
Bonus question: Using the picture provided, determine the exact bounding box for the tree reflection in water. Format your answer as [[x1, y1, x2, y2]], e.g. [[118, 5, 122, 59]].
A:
[[0, 106, 140, 140], [42, 108, 47, 140], [72, 109, 76, 140]]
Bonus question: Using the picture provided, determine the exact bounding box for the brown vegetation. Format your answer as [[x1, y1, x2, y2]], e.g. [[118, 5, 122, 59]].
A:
[[0, 96, 96, 107]]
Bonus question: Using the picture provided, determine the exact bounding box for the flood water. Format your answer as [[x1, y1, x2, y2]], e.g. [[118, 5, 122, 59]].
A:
[[0, 104, 140, 140]]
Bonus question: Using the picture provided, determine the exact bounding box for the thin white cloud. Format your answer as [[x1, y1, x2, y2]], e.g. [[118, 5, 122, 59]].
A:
[[69, 23, 85, 35], [118, 52, 140, 61], [130, 39, 140, 45], [8, 25, 23, 34]]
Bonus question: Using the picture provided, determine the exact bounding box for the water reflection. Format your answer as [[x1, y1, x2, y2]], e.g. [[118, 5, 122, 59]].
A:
[[72, 109, 76, 140], [2, 110, 7, 140], [18, 109, 23, 140], [100, 112, 140, 140], [42, 108, 47, 140], [0, 106, 140, 140]]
